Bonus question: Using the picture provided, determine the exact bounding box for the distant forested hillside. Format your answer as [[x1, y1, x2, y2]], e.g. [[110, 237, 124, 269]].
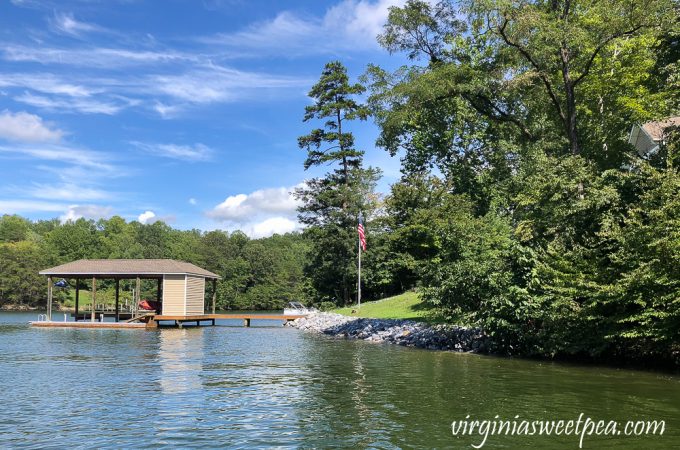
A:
[[0, 215, 311, 310]]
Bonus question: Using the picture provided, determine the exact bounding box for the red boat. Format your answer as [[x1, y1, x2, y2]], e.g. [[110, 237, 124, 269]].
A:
[[138, 300, 160, 311]]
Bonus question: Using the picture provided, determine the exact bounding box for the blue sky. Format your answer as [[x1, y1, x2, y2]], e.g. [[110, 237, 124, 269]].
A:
[[0, 0, 408, 237]]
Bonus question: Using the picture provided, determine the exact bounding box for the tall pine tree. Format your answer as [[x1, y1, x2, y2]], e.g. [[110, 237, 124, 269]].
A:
[[296, 61, 380, 305]]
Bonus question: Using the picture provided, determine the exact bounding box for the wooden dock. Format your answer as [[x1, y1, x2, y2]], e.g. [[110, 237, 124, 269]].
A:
[[150, 313, 306, 328], [30, 313, 306, 329], [30, 321, 147, 329]]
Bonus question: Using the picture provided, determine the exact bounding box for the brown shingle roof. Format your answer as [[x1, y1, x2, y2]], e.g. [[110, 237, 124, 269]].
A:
[[39, 259, 220, 279], [641, 117, 680, 142]]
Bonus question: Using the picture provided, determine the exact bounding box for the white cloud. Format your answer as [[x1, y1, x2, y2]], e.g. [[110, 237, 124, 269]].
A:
[[0, 143, 124, 214], [22, 182, 111, 201], [153, 101, 182, 119], [0, 110, 63, 142], [1, 45, 193, 68], [49, 12, 104, 37], [0, 59, 309, 115], [205, 0, 405, 56], [208, 185, 301, 222], [189, 198, 197, 205], [248, 217, 299, 238], [0, 73, 95, 97], [60, 204, 113, 222], [207, 185, 303, 238], [325, 0, 403, 45], [136, 210, 175, 224], [0, 199, 67, 214], [138, 210, 156, 224], [14, 92, 127, 115], [0, 143, 115, 171], [150, 65, 309, 104], [131, 141, 214, 161]]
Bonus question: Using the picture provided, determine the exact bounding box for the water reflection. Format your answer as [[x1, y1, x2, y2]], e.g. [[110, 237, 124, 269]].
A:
[[0, 312, 678, 449], [158, 328, 204, 394]]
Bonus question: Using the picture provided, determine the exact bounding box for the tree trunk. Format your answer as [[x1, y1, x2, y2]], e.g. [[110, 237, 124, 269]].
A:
[[560, 47, 580, 156], [337, 107, 349, 209]]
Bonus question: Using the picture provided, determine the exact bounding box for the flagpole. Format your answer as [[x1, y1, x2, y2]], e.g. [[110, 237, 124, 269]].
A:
[[358, 235, 361, 308]]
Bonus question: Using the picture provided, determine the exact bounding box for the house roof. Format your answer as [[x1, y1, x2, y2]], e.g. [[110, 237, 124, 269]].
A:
[[39, 259, 220, 279], [641, 117, 680, 142]]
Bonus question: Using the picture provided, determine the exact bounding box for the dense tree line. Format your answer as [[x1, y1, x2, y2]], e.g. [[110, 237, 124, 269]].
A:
[[297, 0, 679, 366], [361, 0, 679, 365], [0, 215, 310, 310]]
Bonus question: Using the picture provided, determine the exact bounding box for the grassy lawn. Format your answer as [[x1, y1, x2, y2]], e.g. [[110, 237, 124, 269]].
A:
[[333, 292, 446, 323], [56, 287, 137, 309]]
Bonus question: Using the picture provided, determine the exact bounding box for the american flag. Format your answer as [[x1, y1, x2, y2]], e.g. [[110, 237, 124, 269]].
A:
[[358, 213, 366, 251]]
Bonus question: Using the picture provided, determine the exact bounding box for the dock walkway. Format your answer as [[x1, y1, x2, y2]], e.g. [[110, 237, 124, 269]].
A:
[[30, 313, 306, 329]]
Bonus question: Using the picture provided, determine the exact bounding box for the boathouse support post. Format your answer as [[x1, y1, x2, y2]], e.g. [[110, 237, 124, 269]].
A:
[[135, 276, 141, 311], [115, 279, 120, 323], [75, 278, 79, 322], [91, 277, 96, 322], [47, 276, 53, 321], [156, 278, 162, 310], [212, 279, 216, 314]]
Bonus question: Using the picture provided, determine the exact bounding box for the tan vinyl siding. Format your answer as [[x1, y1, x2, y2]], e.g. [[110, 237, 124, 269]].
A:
[[163, 275, 186, 315], [185, 275, 205, 314]]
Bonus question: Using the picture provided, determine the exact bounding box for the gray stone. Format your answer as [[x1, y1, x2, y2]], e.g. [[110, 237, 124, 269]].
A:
[[286, 312, 488, 353]]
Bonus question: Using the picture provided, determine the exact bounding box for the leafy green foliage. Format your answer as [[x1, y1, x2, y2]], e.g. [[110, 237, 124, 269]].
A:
[[0, 215, 311, 311], [0, 240, 48, 307], [366, 0, 680, 366]]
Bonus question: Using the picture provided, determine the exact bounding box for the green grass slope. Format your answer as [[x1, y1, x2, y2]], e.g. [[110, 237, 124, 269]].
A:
[[333, 292, 442, 322]]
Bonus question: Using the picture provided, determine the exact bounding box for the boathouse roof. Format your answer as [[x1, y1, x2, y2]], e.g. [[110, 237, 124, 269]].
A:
[[39, 259, 220, 279]]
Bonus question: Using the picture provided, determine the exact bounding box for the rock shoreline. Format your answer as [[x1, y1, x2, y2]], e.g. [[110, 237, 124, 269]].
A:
[[287, 312, 488, 352]]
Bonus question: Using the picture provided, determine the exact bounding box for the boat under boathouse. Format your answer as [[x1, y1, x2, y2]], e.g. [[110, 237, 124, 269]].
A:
[[39, 259, 220, 323]]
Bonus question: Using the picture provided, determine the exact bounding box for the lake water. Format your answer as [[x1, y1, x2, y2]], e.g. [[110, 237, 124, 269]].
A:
[[0, 312, 678, 449]]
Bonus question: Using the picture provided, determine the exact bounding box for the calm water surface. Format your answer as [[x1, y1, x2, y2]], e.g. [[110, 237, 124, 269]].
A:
[[0, 312, 678, 449]]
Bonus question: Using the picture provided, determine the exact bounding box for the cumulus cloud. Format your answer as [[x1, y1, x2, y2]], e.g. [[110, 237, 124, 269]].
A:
[[207, 184, 303, 238], [130, 141, 214, 161], [60, 204, 113, 222], [138, 210, 156, 224], [136, 210, 175, 224], [324, 0, 403, 45], [208, 185, 301, 222], [0, 110, 63, 142], [248, 217, 299, 238]]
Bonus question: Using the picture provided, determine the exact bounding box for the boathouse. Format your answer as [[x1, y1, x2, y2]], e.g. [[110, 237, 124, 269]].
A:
[[39, 259, 220, 322]]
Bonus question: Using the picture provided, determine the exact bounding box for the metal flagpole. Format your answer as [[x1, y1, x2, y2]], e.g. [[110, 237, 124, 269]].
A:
[[358, 236, 362, 308]]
